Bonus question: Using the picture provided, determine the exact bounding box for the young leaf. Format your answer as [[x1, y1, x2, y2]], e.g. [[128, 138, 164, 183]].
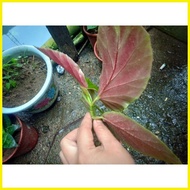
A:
[[6, 124, 20, 136], [37, 47, 87, 88], [3, 115, 12, 128], [10, 80, 17, 87], [81, 87, 92, 105], [97, 26, 153, 110], [5, 82, 11, 90], [86, 78, 99, 91], [3, 131, 18, 149], [3, 76, 11, 80], [82, 78, 99, 104], [103, 112, 182, 164]]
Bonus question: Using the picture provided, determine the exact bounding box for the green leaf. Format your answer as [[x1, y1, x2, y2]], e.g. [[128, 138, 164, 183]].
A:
[[6, 82, 10, 90], [3, 115, 20, 135], [15, 63, 23, 68], [86, 78, 99, 91], [3, 75, 11, 80], [6, 124, 20, 136], [81, 87, 92, 105], [87, 26, 98, 31], [10, 58, 18, 63], [3, 115, 12, 128], [9, 80, 17, 87], [3, 131, 18, 149], [3, 115, 20, 149]]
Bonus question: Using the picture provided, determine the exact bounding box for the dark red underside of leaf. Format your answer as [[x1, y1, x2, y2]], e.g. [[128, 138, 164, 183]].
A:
[[97, 26, 153, 110], [103, 112, 181, 164], [37, 47, 87, 88]]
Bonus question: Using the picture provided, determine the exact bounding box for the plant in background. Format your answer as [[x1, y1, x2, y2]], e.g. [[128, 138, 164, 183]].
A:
[[3, 115, 20, 149], [87, 26, 98, 34], [3, 57, 22, 91], [38, 26, 181, 164]]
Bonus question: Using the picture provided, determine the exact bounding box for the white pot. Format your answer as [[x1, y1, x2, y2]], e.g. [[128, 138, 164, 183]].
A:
[[3, 45, 59, 114]]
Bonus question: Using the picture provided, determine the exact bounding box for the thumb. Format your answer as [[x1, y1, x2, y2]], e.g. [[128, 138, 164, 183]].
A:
[[93, 119, 118, 148], [77, 112, 95, 151]]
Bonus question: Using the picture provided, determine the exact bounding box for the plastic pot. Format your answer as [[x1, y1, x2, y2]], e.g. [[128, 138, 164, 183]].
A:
[[3, 115, 38, 163], [3, 45, 59, 114], [83, 26, 97, 48]]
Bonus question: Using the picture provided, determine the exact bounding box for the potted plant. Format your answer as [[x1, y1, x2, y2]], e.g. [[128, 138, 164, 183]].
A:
[[3, 45, 59, 114], [38, 26, 181, 164], [3, 114, 38, 163], [83, 26, 98, 48]]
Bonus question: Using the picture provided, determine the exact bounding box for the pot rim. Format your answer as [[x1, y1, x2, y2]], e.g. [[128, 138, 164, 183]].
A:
[[94, 41, 103, 62], [3, 45, 52, 114], [83, 26, 97, 37]]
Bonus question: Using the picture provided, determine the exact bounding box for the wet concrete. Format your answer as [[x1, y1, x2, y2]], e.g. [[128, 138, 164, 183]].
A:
[[7, 27, 187, 164]]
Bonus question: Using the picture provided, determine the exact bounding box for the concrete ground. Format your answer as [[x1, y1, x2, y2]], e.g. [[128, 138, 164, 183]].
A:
[[6, 27, 187, 164]]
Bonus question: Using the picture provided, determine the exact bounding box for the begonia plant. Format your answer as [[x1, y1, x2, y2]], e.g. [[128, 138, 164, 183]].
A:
[[38, 26, 181, 164]]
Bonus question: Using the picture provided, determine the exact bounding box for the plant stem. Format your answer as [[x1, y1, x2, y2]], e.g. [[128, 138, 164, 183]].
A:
[[89, 104, 96, 118], [89, 97, 104, 119], [92, 116, 103, 120], [92, 96, 99, 105]]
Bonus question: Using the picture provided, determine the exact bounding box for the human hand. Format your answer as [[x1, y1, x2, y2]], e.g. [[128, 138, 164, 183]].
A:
[[59, 112, 135, 164]]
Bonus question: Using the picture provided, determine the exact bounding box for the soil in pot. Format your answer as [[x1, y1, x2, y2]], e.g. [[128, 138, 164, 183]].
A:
[[3, 55, 47, 108]]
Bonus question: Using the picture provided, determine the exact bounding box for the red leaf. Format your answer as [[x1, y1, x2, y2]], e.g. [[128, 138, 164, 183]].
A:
[[103, 112, 181, 164], [97, 26, 153, 110], [37, 47, 87, 88]]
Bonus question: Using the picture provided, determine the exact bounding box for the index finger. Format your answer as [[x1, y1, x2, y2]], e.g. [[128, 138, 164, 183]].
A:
[[77, 112, 95, 151]]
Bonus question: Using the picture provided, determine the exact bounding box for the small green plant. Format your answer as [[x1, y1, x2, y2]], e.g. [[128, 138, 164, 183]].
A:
[[38, 26, 181, 164], [3, 57, 22, 91], [3, 115, 20, 149]]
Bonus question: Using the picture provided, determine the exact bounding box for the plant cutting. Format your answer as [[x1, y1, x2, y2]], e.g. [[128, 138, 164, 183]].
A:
[[38, 26, 181, 164], [3, 45, 59, 114], [3, 114, 38, 163]]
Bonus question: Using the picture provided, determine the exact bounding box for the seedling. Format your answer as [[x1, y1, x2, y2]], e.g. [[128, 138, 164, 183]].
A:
[[3, 57, 22, 91], [38, 26, 181, 164]]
